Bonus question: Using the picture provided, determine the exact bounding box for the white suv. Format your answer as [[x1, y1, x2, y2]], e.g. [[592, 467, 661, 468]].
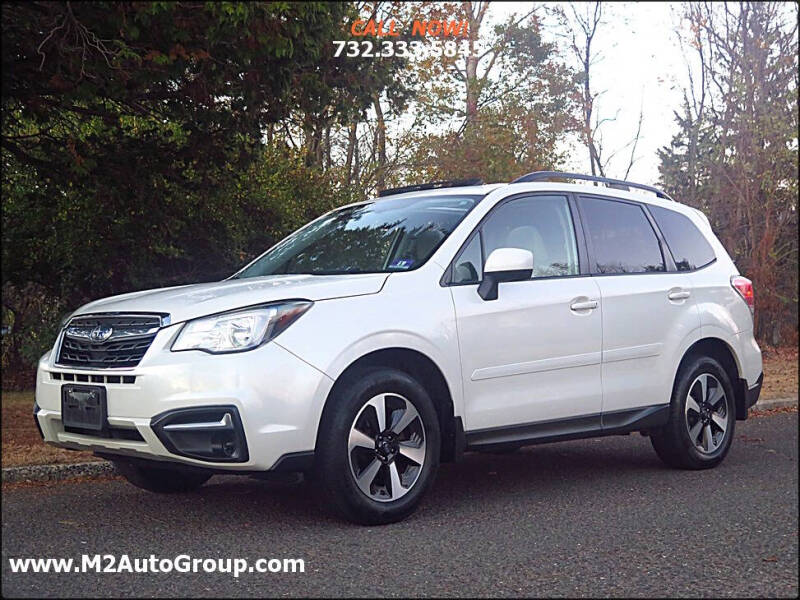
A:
[[35, 172, 763, 524]]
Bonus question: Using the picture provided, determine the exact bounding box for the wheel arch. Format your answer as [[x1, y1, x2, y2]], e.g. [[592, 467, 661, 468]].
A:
[[316, 347, 464, 463], [675, 337, 750, 420]]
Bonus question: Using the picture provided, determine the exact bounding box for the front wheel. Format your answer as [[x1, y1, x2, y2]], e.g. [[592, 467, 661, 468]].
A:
[[112, 460, 211, 493], [651, 355, 736, 469], [315, 367, 440, 525]]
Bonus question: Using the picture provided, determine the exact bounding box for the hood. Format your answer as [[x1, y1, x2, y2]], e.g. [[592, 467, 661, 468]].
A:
[[72, 274, 389, 324]]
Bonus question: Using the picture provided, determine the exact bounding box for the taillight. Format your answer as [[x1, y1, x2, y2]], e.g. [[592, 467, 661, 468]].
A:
[[731, 275, 754, 315]]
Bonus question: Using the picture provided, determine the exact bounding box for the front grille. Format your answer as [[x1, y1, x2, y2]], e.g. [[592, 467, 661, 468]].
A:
[[56, 315, 162, 369]]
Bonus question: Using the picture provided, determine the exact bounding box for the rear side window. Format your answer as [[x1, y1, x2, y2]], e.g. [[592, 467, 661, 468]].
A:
[[649, 205, 716, 271], [579, 197, 665, 274]]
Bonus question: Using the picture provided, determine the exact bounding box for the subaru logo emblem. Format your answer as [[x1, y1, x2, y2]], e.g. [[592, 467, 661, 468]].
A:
[[89, 325, 113, 343]]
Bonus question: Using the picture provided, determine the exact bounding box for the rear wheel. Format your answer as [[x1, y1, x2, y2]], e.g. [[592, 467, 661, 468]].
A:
[[112, 460, 211, 493], [651, 355, 735, 469], [315, 367, 440, 525]]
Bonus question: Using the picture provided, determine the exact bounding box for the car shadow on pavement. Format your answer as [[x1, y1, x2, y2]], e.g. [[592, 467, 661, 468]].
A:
[[89, 434, 682, 528]]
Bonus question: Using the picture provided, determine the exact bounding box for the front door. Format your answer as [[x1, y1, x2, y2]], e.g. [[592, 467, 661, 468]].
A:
[[449, 194, 603, 433]]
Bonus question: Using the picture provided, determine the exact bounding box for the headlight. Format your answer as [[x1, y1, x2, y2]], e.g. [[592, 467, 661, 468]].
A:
[[171, 301, 312, 354]]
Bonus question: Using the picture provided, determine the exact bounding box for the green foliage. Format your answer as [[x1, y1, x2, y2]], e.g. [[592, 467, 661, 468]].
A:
[[1, 283, 64, 380], [1, 2, 367, 383], [402, 6, 579, 184], [225, 146, 358, 267], [1, 140, 350, 381], [659, 2, 798, 345]]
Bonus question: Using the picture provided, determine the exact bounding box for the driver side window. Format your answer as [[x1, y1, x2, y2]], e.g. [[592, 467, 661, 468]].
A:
[[451, 194, 579, 284], [482, 195, 579, 279]]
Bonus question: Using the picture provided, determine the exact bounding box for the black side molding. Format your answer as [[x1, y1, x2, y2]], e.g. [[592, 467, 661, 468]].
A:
[[465, 404, 670, 451], [601, 404, 670, 433]]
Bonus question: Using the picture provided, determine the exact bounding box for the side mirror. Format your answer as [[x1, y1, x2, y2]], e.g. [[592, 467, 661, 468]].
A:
[[477, 248, 533, 301]]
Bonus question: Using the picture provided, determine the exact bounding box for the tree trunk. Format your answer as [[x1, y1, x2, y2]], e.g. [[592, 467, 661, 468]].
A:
[[373, 94, 387, 191], [583, 52, 595, 176], [464, 2, 483, 133], [345, 122, 357, 186], [324, 125, 332, 171]]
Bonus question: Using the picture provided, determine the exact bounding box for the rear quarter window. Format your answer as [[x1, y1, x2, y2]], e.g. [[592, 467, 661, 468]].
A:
[[649, 205, 716, 271]]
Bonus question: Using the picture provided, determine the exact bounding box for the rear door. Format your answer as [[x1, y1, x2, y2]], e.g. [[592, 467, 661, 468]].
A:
[[576, 195, 701, 419]]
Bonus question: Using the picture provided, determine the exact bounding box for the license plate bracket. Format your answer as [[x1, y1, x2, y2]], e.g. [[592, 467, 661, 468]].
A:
[[61, 384, 107, 432]]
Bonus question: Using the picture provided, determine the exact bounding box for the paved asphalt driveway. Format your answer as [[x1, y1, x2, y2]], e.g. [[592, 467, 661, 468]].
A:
[[2, 412, 797, 598]]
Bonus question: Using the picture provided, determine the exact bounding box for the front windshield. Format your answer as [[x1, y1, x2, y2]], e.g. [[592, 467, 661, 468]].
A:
[[234, 194, 481, 277]]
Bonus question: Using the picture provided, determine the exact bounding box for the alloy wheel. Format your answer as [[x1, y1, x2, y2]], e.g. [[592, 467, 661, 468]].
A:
[[348, 393, 426, 502], [685, 373, 729, 454]]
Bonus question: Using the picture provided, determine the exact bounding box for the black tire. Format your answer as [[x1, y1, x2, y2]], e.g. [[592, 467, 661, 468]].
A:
[[113, 460, 211, 493], [315, 367, 441, 525], [650, 355, 736, 469]]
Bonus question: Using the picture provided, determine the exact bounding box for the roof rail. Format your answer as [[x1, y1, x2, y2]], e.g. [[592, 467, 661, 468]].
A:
[[378, 178, 484, 198], [511, 171, 673, 201]]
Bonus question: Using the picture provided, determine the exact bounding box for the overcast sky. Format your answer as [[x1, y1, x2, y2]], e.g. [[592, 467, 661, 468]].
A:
[[490, 2, 688, 185]]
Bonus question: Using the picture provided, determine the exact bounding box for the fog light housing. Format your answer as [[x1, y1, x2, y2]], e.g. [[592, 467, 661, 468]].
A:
[[151, 406, 248, 463]]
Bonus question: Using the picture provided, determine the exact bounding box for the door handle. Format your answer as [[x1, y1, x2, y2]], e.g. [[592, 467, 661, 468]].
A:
[[668, 290, 691, 301], [570, 300, 598, 311]]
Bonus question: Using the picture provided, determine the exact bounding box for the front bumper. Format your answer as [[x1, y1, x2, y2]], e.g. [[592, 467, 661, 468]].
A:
[[35, 325, 333, 472]]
